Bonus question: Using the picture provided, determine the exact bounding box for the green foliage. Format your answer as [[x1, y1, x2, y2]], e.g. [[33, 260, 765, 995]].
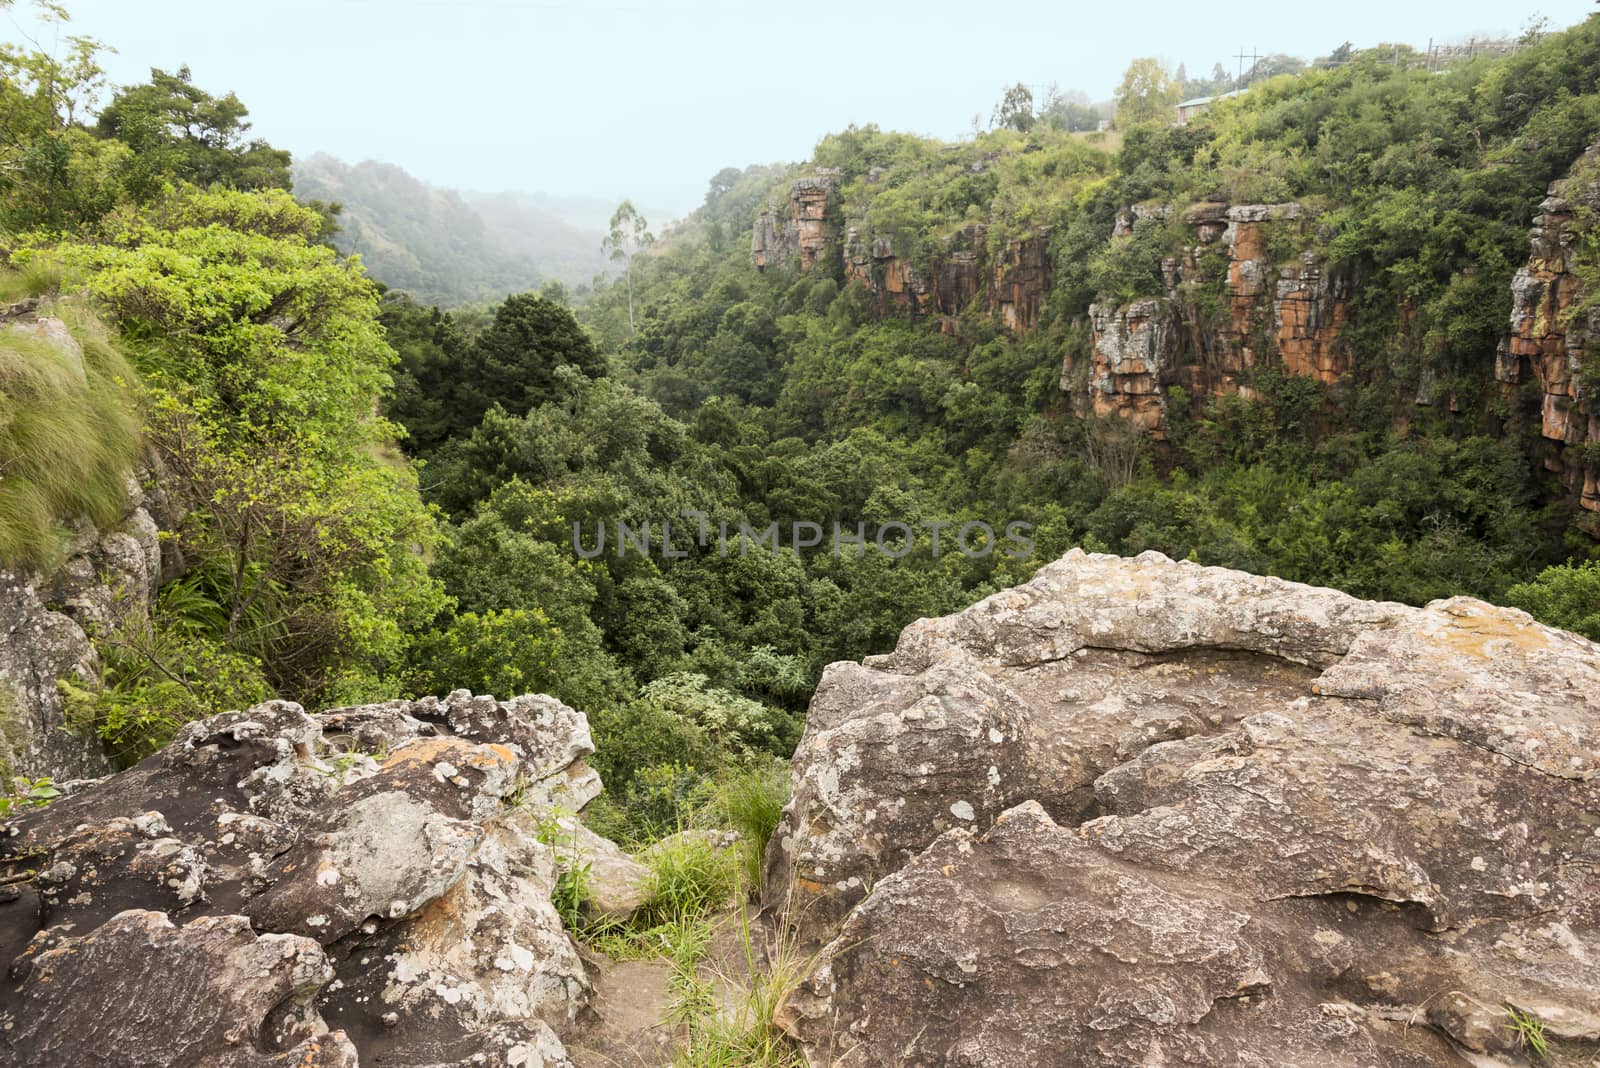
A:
[[15, 187, 445, 751], [0, 297, 141, 572], [640, 831, 738, 926], [704, 761, 790, 889], [1506, 561, 1600, 641], [1503, 1005, 1549, 1060], [95, 66, 291, 196], [0, 775, 60, 819], [1114, 57, 1181, 127]]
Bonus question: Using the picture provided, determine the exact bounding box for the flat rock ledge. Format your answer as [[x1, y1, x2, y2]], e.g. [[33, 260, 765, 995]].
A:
[[0, 690, 627, 1068], [764, 549, 1600, 1067]]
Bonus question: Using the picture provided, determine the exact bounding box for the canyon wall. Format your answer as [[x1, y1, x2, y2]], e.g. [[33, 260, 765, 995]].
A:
[[1070, 201, 1354, 441], [1497, 145, 1600, 511], [753, 176, 1053, 333]]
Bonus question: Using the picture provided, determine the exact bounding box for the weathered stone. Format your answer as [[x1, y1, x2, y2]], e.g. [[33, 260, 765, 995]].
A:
[[242, 737, 518, 942], [768, 550, 1600, 1065], [0, 909, 358, 1067], [1498, 143, 1600, 511], [317, 808, 589, 1056], [753, 174, 840, 270], [1, 690, 619, 1066], [552, 815, 651, 923]]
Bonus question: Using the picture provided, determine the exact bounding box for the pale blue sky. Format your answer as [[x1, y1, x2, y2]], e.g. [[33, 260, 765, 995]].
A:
[[6, 0, 1595, 218]]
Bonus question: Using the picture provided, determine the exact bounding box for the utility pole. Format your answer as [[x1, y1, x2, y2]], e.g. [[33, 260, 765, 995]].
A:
[[1234, 47, 1259, 87]]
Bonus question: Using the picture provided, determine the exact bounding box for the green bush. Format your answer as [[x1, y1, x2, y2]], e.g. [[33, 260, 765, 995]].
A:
[[640, 831, 739, 926], [1506, 561, 1600, 641]]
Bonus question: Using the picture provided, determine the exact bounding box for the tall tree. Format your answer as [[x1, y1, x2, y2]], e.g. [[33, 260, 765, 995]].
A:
[[1113, 57, 1180, 127], [990, 83, 1035, 132], [603, 199, 654, 334], [96, 66, 291, 194]]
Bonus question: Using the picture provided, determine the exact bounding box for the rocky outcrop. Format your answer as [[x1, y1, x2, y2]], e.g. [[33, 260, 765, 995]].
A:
[[1497, 144, 1600, 512], [1067, 202, 1354, 436], [765, 550, 1600, 1066], [753, 174, 840, 271], [0, 303, 178, 781], [752, 177, 1052, 333], [0, 689, 628, 1068], [990, 227, 1051, 332]]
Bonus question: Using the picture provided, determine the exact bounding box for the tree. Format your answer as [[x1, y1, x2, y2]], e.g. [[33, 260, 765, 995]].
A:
[[991, 83, 1035, 132], [1113, 57, 1180, 127], [95, 66, 291, 195], [603, 199, 654, 334], [460, 293, 605, 424]]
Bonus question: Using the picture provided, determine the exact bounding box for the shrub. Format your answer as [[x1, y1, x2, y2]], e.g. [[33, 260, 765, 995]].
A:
[[1505, 561, 1600, 641]]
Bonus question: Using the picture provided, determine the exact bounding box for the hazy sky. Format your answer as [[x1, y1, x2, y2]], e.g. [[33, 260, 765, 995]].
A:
[[6, 0, 1595, 219]]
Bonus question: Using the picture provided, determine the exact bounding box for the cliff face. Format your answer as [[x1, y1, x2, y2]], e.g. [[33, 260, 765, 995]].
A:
[[754, 177, 1053, 332], [766, 550, 1600, 1065], [1069, 202, 1354, 437], [752, 173, 840, 271], [0, 303, 178, 781], [1498, 145, 1600, 511]]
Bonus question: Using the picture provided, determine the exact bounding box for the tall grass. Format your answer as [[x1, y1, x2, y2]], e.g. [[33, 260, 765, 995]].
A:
[[705, 761, 790, 890], [0, 292, 142, 573]]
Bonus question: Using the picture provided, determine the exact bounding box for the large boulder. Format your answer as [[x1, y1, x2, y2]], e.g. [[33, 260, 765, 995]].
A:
[[1, 909, 358, 1067], [766, 550, 1600, 1066], [1, 689, 618, 1067]]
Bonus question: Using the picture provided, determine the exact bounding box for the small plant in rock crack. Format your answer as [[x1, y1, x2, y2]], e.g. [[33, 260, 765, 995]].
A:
[[532, 806, 594, 931], [0, 777, 60, 819], [1503, 1005, 1549, 1060]]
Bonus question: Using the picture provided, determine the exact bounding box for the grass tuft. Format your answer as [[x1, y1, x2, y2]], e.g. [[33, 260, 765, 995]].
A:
[[1503, 1004, 1549, 1060], [640, 830, 739, 928], [0, 291, 141, 572], [703, 761, 790, 890]]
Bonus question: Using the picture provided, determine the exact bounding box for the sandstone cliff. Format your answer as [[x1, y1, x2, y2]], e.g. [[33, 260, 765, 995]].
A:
[[1498, 144, 1600, 512], [1068, 201, 1353, 440], [765, 550, 1600, 1066], [753, 176, 1054, 333]]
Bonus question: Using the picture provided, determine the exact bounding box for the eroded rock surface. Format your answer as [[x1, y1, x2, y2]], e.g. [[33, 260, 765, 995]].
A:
[[1, 689, 621, 1067], [766, 550, 1600, 1066]]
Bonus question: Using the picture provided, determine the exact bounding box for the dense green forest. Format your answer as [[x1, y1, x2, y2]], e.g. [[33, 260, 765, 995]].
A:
[[3, 1, 1599, 840]]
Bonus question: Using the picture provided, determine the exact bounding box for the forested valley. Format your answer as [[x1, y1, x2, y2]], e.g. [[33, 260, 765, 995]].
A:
[[3, 7, 1599, 839]]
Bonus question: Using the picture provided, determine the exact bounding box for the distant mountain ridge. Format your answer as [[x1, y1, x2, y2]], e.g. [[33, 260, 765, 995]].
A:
[[291, 154, 617, 306]]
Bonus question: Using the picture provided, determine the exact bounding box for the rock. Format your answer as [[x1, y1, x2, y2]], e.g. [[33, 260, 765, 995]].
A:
[[1, 690, 625, 1067], [753, 174, 839, 271], [767, 550, 1600, 1065], [241, 736, 518, 942], [549, 815, 651, 923], [316, 808, 589, 1058], [0, 909, 358, 1067], [1064, 199, 1354, 440], [1497, 142, 1600, 512], [0, 478, 165, 782]]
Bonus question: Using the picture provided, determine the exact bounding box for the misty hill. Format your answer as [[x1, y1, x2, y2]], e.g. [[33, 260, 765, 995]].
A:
[[291, 154, 613, 306]]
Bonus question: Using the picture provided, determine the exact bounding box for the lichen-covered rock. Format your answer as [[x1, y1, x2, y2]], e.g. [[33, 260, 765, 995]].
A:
[[1, 690, 620, 1067], [768, 550, 1600, 1065], [0, 909, 358, 1067], [317, 808, 589, 1052]]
